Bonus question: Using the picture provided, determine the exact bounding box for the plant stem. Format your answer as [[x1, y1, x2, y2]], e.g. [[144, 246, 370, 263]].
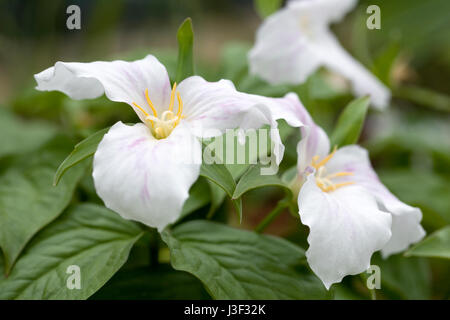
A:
[[255, 198, 289, 233]]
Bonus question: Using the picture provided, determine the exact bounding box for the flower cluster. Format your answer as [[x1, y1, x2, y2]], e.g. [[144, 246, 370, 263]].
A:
[[34, 0, 424, 289]]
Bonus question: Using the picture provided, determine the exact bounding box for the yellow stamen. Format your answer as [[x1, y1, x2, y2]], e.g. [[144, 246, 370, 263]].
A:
[[145, 88, 158, 118], [132, 102, 153, 127], [313, 146, 337, 169], [168, 82, 177, 112], [132, 102, 149, 117], [174, 92, 183, 126], [326, 172, 354, 179]]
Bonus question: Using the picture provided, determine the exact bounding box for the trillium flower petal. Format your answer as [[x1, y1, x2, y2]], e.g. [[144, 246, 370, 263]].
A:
[[317, 33, 390, 108], [298, 173, 392, 289], [177, 76, 300, 164], [249, 6, 321, 85], [34, 55, 172, 121], [325, 145, 426, 257], [92, 121, 201, 231], [249, 0, 390, 108]]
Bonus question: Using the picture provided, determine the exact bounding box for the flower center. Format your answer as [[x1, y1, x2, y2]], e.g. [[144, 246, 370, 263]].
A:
[[132, 83, 184, 139], [310, 147, 354, 192]]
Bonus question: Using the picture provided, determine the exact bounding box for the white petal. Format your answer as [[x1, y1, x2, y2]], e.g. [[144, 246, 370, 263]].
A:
[[288, 0, 358, 24], [317, 33, 391, 109], [249, 0, 390, 108], [92, 122, 201, 231], [298, 173, 392, 289], [249, 6, 321, 85], [34, 55, 172, 121], [325, 145, 426, 257], [177, 76, 298, 164]]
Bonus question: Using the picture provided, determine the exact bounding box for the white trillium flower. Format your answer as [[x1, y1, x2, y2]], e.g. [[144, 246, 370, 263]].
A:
[[35, 55, 289, 231], [249, 0, 391, 109], [269, 93, 425, 289]]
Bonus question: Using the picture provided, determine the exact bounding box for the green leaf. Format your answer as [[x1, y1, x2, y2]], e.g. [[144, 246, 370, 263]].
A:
[[379, 169, 450, 227], [372, 253, 431, 300], [405, 226, 450, 259], [91, 265, 210, 300], [54, 127, 109, 186], [0, 135, 86, 273], [180, 178, 210, 219], [233, 164, 291, 199], [206, 180, 226, 218], [254, 0, 282, 19], [200, 150, 242, 222], [162, 220, 329, 299], [330, 96, 370, 147], [0, 107, 57, 158], [175, 18, 194, 83], [0, 204, 143, 299]]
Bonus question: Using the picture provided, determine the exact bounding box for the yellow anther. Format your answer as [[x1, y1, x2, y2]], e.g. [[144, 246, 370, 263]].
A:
[[168, 82, 177, 112], [132, 102, 153, 127], [313, 146, 337, 169], [174, 92, 183, 126], [145, 88, 158, 118], [132, 86, 184, 139], [326, 172, 354, 179]]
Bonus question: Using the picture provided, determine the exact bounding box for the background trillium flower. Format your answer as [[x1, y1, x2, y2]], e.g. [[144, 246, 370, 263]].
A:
[[267, 93, 425, 289], [248, 0, 391, 109], [35, 55, 288, 231]]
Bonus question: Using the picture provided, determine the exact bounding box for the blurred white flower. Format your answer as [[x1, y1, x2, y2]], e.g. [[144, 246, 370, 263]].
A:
[[35, 55, 290, 231], [269, 93, 425, 289], [249, 0, 391, 109]]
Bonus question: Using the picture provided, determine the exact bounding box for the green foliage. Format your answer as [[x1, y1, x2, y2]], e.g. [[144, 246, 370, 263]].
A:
[[200, 155, 242, 222], [372, 254, 431, 300], [0, 107, 57, 158], [162, 220, 329, 299], [0, 135, 86, 274], [254, 0, 283, 19], [0, 204, 143, 299], [405, 226, 450, 259], [330, 96, 370, 147], [233, 164, 291, 200], [54, 127, 109, 186], [175, 18, 194, 83], [91, 265, 210, 300]]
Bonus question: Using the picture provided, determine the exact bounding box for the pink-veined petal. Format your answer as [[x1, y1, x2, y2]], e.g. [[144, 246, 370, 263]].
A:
[[34, 55, 172, 121], [92, 121, 201, 231], [298, 173, 392, 289], [325, 145, 426, 257], [177, 76, 300, 165], [249, 0, 390, 108]]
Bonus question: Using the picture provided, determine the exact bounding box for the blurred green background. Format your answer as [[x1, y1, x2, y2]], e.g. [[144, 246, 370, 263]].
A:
[[0, 0, 448, 299]]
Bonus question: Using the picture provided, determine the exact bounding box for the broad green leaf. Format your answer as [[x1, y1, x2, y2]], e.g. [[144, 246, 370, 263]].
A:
[[379, 169, 450, 227], [180, 178, 210, 219], [0, 107, 57, 158], [162, 220, 329, 299], [330, 96, 370, 147], [0, 135, 86, 273], [206, 179, 226, 218], [372, 253, 431, 300], [405, 226, 450, 259], [91, 265, 210, 300], [175, 18, 194, 83], [254, 0, 282, 19], [0, 204, 143, 299], [54, 127, 109, 186], [200, 150, 242, 222], [233, 164, 291, 199]]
